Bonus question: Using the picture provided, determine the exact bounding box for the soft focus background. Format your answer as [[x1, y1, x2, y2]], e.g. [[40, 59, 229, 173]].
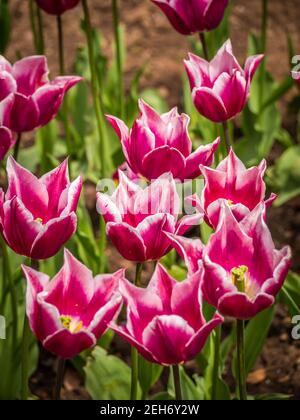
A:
[[4, 0, 300, 399]]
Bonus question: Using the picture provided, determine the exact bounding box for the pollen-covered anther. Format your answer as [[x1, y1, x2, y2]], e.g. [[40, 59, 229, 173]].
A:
[[34, 217, 43, 224], [231, 265, 248, 293], [60, 315, 83, 334]]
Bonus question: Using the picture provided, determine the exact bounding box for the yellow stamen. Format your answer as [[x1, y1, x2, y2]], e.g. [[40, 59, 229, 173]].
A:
[[227, 199, 234, 206], [231, 265, 248, 293], [35, 217, 43, 224], [60, 315, 83, 334]]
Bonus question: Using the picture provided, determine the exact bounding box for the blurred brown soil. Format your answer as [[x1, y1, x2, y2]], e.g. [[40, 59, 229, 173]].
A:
[[7, 0, 300, 401]]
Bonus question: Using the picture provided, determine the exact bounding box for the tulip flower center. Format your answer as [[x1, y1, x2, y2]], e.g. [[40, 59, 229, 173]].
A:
[[231, 265, 248, 293], [34, 217, 43, 224], [227, 200, 234, 206], [60, 315, 83, 334]]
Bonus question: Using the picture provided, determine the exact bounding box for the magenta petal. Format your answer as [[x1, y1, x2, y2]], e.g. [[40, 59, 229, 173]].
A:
[[175, 212, 203, 236], [43, 329, 96, 359], [30, 213, 77, 260], [0, 71, 16, 100], [185, 313, 224, 359], [262, 246, 291, 297], [171, 271, 205, 330], [60, 176, 82, 216], [192, 87, 228, 123], [45, 249, 94, 315], [183, 137, 220, 180], [96, 192, 122, 224], [210, 40, 242, 80], [2, 197, 41, 257], [22, 265, 61, 342], [111, 324, 155, 363], [12, 56, 49, 96], [6, 156, 48, 218], [142, 315, 194, 365], [107, 222, 146, 262], [151, 1, 192, 35], [9, 92, 40, 132], [88, 293, 122, 338], [205, 0, 229, 31], [244, 54, 264, 83], [0, 127, 15, 160], [106, 115, 131, 164], [218, 292, 274, 320], [33, 84, 66, 127], [142, 145, 186, 180], [206, 199, 250, 229], [138, 214, 175, 261], [0, 93, 14, 126], [164, 233, 203, 274]]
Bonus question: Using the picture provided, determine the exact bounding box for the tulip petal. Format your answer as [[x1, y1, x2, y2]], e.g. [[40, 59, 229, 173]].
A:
[[0, 127, 15, 160], [9, 92, 40, 132], [142, 315, 194, 365], [183, 137, 220, 180], [175, 212, 203, 236], [0, 71, 16, 100], [106, 115, 131, 164], [96, 192, 122, 224], [2, 197, 41, 257], [185, 312, 224, 359], [218, 291, 274, 320], [151, 1, 192, 35], [142, 145, 186, 180], [164, 232, 203, 274], [192, 87, 228, 123], [244, 54, 264, 83], [210, 40, 242, 81], [172, 271, 205, 330], [138, 213, 175, 261], [107, 222, 146, 262], [205, 0, 229, 31], [43, 328, 96, 359], [6, 156, 49, 218], [12, 56, 49, 96], [88, 292, 123, 338], [30, 213, 77, 260], [60, 176, 82, 216]]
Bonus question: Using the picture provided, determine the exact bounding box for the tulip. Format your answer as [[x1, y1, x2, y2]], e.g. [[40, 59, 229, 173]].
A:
[[202, 202, 291, 320], [22, 249, 123, 359], [107, 99, 220, 181], [97, 171, 203, 262], [112, 263, 223, 365], [0, 94, 15, 159], [0, 157, 82, 259], [151, 0, 229, 35], [0, 55, 82, 133], [187, 148, 277, 228], [184, 40, 264, 123], [36, 0, 80, 15]]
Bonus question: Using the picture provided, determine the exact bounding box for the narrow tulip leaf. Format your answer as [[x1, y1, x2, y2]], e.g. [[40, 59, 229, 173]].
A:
[[0, 0, 11, 53], [232, 306, 275, 379], [279, 271, 300, 317], [138, 357, 163, 397], [84, 346, 140, 400]]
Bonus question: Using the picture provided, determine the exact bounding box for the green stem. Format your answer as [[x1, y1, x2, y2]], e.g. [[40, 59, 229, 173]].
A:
[[130, 263, 143, 400], [222, 121, 231, 153], [236, 319, 247, 401], [54, 358, 66, 400], [211, 325, 221, 400], [57, 14, 72, 174], [172, 365, 183, 400], [13, 133, 22, 161], [112, 0, 125, 119], [29, 0, 38, 52], [21, 312, 30, 400], [261, 0, 268, 53], [36, 6, 45, 54], [0, 236, 17, 348], [82, 0, 109, 272], [21, 259, 38, 400], [199, 32, 209, 60]]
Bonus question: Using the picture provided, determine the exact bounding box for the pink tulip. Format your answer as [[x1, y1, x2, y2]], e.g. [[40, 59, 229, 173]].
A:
[[184, 40, 264, 123], [97, 171, 203, 262], [202, 202, 291, 320], [151, 0, 229, 35], [187, 148, 277, 228], [22, 249, 123, 359], [36, 0, 80, 15], [107, 99, 220, 181], [112, 263, 223, 365], [0, 157, 82, 259], [0, 55, 82, 133]]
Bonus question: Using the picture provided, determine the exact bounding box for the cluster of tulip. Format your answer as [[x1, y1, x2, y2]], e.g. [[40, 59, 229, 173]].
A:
[[0, 0, 296, 401]]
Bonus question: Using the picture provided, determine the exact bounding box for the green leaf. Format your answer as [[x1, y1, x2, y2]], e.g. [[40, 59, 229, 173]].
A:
[[138, 357, 163, 397], [0, 0, 11, 53], [168, 367, 205, 400], [279, 271, 300, 317], [232, 306, 274, 378], [84, 346, 140, 400]]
